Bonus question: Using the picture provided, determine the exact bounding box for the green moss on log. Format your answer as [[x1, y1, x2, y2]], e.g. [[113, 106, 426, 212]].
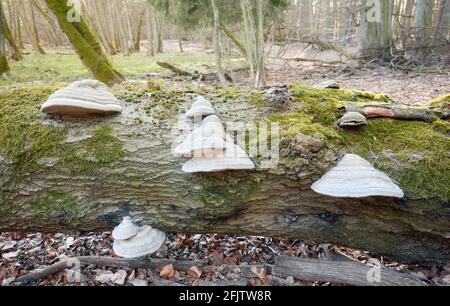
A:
[[338, 119, 450, 202], [267, 85, 449, 202], [61, 125, 125, 175], [0, 87, 65, 179], [30, 191, 83, 224], [0, 87, 125, 184]]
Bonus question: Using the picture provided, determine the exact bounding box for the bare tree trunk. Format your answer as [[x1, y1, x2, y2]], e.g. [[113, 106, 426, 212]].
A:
[[211, 0, 227, 87], [134, 9, 145, 52], [18, 0, 46, 54], [241, 0, 266, 87], [145, 5, 154, 56], [359, 0, 395, 60], [177, 27, 184, 53], [414, 0, 434, 56], [433, 0, 450, 44]]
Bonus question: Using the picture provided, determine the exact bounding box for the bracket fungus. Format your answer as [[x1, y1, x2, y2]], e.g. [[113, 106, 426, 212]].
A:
[[112, 221, 166, 259], [111, 216, 140, 240], [311, 154, 404, 198], [177, 105, 255, 173], [182, 143, 255, 173], [337, 112, 368, 127], [185, 96, 215, 118], [174, 115, 227, 157], [316, 80, 340, 89], [41, 80, 122, 115]]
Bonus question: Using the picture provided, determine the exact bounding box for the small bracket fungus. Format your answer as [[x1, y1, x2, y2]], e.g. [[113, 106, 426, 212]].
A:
[[337, 112, 368, 127], [185, 96, 215, 118], [174, 116, 227, 157], [311, 154, 404, 198], [111, 216, 140, 240], [182, 144, 255, 173], [113, 225, 166, 259], [41, 80, 122, 115], [316, 80, 340, 89], [178, 101, 255, 173]]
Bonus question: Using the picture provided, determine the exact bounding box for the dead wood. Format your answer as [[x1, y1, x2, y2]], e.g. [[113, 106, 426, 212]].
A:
[[272, 256, 426, 286], [340, 104, 450, 121]]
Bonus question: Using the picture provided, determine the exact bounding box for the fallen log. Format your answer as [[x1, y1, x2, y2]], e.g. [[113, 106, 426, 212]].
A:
[[340, 104, 450, 121], [11, 255, 266, 285], [272, 256, 426, 286], [0, 86, 449, 265], [156, 61, 193, 76]]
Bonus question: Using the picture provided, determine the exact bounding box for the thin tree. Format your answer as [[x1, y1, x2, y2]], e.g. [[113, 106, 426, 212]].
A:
[[211, 0, 228, 87], [44, 0, 124, 85], [0, 0, 21, 60], [0, 0, 10, 75], [241, 0, 266, 87]]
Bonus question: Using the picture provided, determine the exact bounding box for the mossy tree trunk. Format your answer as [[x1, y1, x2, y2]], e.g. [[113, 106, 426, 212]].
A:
[[0, 86, 449, 266], [0, 0, 9, 75], [44, 0, 124, 85]]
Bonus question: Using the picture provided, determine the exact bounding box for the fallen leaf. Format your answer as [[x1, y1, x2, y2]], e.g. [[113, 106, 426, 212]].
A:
[[0, 241, 17, 252], [0, 267, 6, 284], [2, 250, 20, 261], [249, 278, 262, 286], [224, 256, 238, 265], [250, 266, 271, 286], [95, 271, 114, 284], [160, 264, 175, 279], [186, 266, 202, 282], [211, 250, 224, 265], [111, 270, 127, 285], [130, 279, 148, 286]]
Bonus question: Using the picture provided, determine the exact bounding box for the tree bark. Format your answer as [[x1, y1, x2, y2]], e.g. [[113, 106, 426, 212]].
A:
[[44, 0, 124, 85], [272, 256, 425, 286], [0, 88, 449, 266], [433, 0, 450, 44], [0, 0, 22, 61]]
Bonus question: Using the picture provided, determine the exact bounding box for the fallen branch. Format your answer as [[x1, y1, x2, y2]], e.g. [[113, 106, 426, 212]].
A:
[[10, 255, 428, 286], [271, 56, 344, 65], [340, 104, 450, 121], [156, 61, 193, 76], [12, 261, 74, 284], [78, 256, 204, 271], [11, 256, 267, 285], [272, 256, 426, 286]]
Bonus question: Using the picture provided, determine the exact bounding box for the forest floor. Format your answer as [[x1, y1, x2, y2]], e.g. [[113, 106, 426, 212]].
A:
[[1, 42, 449, 105], [1, 42, 449, 286], [2, 231, 450, 286]]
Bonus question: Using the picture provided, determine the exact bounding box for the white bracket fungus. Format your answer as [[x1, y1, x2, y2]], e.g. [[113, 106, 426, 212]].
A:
[[311, 154, 404, 198], [40, 80, 122, 115]]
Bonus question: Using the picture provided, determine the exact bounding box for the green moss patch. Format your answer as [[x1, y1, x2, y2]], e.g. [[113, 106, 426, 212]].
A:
[[0, 87, 125, 184], [338, 119, 450, 202], [30, 191, 83, 223], [62, 125, 125, 174], [425, 94, 450, 112], [194, 174, 260, 220], [271, 111, 339, 139], [0, 87, 65, 177]]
